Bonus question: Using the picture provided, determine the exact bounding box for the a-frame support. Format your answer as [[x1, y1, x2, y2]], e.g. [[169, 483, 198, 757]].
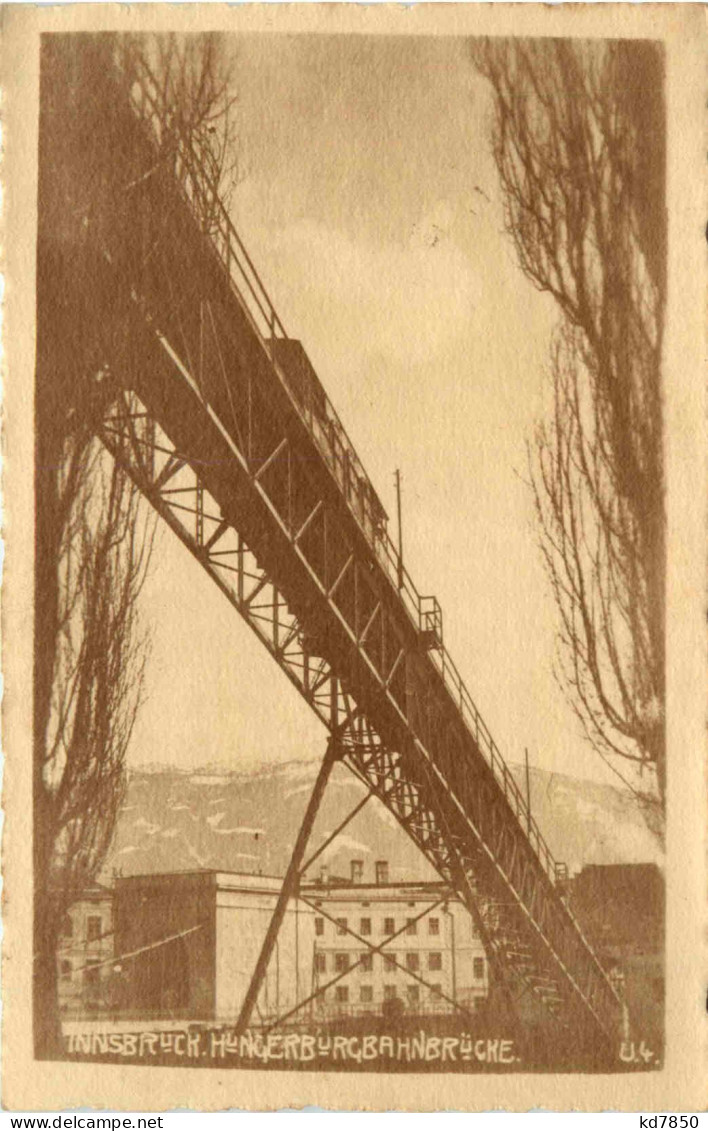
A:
[[234, 734, 342, 1035]]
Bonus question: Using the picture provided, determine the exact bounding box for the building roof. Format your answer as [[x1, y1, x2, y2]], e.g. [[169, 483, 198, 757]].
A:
[[302, 879, 455, 899], [112, 869, 457, 900], [56, 882, 113, 902]]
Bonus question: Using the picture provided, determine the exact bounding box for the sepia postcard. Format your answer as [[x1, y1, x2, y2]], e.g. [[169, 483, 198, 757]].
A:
[[1, 1, 706, 1112]]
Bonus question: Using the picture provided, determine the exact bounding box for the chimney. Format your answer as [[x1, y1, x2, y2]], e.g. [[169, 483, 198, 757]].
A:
[[350, 859, 363, 884], [320, 864, 330, 885], [375, 860, 389, 885]]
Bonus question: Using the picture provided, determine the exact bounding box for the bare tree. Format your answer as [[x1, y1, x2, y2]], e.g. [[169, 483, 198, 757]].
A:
[[471, 39, 666, 824], [121, 32, 240, 233], [34, 32, 239, 1056], [34, 425, 153, 1057]]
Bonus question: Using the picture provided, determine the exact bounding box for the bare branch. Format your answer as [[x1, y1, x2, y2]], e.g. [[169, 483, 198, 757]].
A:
[[473, 38, 666, 825], [34, 31, 239, 1054]]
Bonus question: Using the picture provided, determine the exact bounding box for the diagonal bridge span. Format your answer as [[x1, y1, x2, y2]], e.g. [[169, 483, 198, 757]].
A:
[[38, 36, 623, 1064]]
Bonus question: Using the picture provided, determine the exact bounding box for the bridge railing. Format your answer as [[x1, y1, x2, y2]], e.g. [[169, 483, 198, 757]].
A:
[[121, 52, 429, 616], [119, 47, 562, 892]]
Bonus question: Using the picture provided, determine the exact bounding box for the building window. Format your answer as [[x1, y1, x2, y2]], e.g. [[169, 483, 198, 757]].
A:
[[375, 861, 389, 884], [473, 957, 485, 980], [429, 984, 442, 999], [428, 917, 440, 936], [315, 953, 326, 974], [334, 953, 349, 973], [383, 917, 395, 936], [350, 860, 364, 884], [336, 917, 348, 936], [406, 953, 419, 972], [383, 985, 397, 1001], [428, 952, 442, 971], [360, 952, 373, 972], [335, 985, 349, 1004], [59, 960, 72, 981], [406, 918, 417, 936], [315, 917, 324, 937], [84, 965, 100, 989], [62, 916, 73, 939], [407, 984, 420, 1004], [86, 916, 102, 943], [384, 954, 397, 972], [360, 917, 372, 936], [360, 985, 373, 1003]]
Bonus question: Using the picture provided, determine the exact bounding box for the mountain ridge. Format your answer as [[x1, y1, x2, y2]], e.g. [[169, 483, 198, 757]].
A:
[[107, 758, 662, 883]]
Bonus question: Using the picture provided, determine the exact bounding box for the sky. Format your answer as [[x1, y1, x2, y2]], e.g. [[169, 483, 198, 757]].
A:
[[129, 33, 622, 791]]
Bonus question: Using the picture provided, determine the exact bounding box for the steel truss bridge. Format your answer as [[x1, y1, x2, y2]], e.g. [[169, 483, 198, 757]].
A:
[[37, 36, 624, 1066]]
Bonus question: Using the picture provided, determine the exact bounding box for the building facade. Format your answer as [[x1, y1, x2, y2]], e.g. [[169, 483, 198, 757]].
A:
[[113, 870, 315, 1022], [57, 884, 114, 1016], [61, 862, 489, 1026], [304, 861, 488, 1020], [568, 862, 664, 1047], [55, 863, 661, 1034]]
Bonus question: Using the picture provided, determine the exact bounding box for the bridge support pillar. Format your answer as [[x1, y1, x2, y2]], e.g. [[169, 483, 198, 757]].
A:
[[234, 734, 341, 1035]]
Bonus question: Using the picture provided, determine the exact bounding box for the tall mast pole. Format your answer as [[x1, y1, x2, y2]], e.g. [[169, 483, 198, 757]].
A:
[[395, 468, 403, 590], [524, 747, 532, 834]]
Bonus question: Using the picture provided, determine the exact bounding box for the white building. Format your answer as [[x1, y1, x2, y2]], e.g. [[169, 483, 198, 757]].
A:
[[303, 860, 489, 1019], [77, 861, 489, 1025], [57, 883, 114, 1016]]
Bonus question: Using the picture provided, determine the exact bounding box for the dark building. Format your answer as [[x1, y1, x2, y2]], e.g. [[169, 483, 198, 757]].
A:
[[113, 871, 313, 1022], [569, 863, 664, 1047]]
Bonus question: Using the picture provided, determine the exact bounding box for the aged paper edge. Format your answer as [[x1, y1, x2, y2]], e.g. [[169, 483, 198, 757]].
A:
[[1, 1, 706, 1112]]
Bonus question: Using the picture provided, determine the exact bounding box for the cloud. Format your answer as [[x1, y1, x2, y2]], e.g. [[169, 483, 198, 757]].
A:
[[244, 214, 480, 373], [409, 199, 457, 250]]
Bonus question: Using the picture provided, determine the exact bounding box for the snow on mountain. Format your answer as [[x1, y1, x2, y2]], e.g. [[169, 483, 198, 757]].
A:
[[133, 818, 160, 835], [318, 834, 372, 860], [104, 758, 661, 883]]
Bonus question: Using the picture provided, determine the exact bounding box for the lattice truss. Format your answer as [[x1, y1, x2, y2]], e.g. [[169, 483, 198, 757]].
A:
[[99, 379, 618, 1047], [101, 390, 356, 734]]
